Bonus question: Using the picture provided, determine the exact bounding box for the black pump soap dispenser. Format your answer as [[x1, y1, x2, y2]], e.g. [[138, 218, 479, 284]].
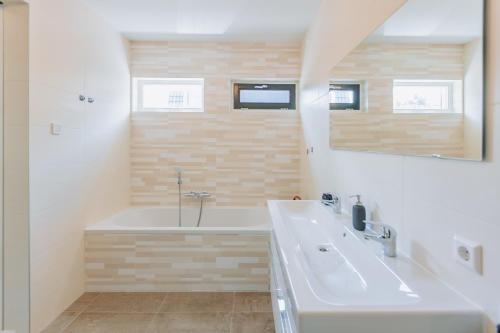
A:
[[350, 195, 366, 231]]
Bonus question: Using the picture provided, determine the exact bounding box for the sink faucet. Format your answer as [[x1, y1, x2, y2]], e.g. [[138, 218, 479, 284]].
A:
[[363, 222, 397, 257], [321, 192, 342, 214]]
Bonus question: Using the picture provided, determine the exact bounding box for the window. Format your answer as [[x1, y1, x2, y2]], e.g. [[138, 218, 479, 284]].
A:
[[233, 83, 296, 110], [393, 80, 462, 113], [329, 83, 361, 111], [133, 78, 204, 112]]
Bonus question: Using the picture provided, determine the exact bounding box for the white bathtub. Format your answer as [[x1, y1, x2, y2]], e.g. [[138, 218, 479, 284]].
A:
[[85, 206, 271, 292], [86, 206, 271, 233]]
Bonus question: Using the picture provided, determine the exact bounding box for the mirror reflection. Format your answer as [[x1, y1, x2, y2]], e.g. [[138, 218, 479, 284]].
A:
[[329, 0, 484, 160]]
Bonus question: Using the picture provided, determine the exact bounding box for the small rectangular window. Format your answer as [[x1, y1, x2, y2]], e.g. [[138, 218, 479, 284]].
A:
[[393, 80, 461, 113], [329, 83, 361, 111], [133, 78, 204, 112], [233, 83, 296, 110]]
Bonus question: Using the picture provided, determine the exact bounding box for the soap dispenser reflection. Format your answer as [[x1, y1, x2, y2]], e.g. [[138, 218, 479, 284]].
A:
[[350, 195, 366, 231]]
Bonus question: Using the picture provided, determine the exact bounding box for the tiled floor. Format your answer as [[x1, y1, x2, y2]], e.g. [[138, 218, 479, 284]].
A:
[[42, 292, 275, 333]]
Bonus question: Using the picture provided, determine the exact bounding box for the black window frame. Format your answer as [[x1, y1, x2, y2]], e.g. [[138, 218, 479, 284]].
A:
[[329, 83, 361, 111], [233, 83, 296, 110]]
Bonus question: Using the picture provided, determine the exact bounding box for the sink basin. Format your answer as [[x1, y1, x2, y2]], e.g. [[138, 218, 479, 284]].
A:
[[268, 200, 483, 333]]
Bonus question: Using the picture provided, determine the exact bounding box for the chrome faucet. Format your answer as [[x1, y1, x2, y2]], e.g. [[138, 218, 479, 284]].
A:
[[363, 222, 397, 257], [321, 192, 342, 214], [175, 168, 184, 227], [183, 191, 211, 227], [184, 191, 211, 199]]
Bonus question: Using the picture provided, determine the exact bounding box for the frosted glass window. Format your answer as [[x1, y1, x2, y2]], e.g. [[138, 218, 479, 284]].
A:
[[133, 78, 204, 112], [393, 80, 460, 113], [240, 90, 290, 104], [233, 83, 296, 110]]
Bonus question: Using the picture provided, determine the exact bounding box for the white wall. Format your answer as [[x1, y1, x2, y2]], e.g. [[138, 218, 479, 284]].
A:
[[28, 0, 131, 331], [300, 0, 499, 332]]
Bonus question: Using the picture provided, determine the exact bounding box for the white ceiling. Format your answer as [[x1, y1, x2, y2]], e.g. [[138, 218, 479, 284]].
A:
[[82, 0, 322, 42], [367, 0, 483, 44]]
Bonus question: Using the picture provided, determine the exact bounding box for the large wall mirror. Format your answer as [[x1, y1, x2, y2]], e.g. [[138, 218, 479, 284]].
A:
[[329, 0, 484, 160]]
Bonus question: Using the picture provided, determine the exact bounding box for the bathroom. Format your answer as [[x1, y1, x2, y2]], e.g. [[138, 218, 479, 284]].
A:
[[1, 0, 498, 332]]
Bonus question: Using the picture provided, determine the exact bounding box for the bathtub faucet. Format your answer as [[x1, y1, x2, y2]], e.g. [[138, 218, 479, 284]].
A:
[[184, 191, 211, 199], [184, 191, 212, 227]]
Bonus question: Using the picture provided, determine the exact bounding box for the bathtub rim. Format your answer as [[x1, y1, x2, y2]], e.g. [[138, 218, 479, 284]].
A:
[[85, 205, 271, 235], [84, 227, 271, 235]]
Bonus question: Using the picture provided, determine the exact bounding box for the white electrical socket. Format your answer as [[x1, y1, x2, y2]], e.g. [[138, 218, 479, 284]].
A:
[[453, 235, 482, 274]]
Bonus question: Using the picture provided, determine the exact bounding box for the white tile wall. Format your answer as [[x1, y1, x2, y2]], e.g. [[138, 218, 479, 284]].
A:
[[28, 0, 131, 331]]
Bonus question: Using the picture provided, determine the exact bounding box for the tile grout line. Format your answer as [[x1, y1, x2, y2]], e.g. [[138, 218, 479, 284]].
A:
[[55, 311, 80, 333], [232, 291, 236, 313], [229, 292, 236, 333], [145, 292, 168, 332], [60, 292, 100, 333]]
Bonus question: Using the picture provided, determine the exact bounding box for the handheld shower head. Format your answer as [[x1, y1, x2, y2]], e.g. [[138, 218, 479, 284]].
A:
[[175, 168, 183, 185]]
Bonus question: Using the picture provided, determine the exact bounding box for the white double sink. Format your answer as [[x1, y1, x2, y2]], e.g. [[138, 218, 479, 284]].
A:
[[268, 200, 483, 333]]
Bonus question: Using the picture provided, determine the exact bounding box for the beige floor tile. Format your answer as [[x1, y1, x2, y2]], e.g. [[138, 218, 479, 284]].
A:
[[63, 313, 154, 333], [233, 292, 272, 312], [41, 311, 80, 333], [147, 313, 231, 333], [159, 292, 234, 313], [231, 312, 275, 333], [84, 292, 165, 313], [66, 293, 100, 312]]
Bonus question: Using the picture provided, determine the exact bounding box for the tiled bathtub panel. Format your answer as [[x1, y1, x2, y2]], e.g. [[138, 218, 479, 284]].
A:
[[85, 233, 270, 292]]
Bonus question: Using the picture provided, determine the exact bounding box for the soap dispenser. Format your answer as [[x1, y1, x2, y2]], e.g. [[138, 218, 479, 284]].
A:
[[350, 195, 366, 231]]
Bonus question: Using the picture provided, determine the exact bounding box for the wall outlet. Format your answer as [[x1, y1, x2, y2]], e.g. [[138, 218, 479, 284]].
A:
[[453, 235, 482, 274]]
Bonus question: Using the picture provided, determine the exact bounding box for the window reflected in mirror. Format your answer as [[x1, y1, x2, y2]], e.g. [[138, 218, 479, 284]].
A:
[[392, 80, 463, 114], [329, 0, 484, 161], [329, 83, 361, 111]]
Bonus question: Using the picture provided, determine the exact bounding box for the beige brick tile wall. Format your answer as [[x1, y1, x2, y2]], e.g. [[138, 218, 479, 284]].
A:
[[330, 43, 466, 157], [130, 42, 302, 206]]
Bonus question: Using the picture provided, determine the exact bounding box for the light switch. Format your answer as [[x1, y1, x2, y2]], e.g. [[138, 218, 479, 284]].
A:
[[50, 122, 62, 135]]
